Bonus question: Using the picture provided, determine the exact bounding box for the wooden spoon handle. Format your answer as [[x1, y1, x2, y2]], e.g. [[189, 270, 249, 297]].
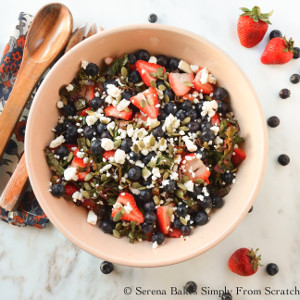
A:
[[0, 62, 42, 160], [0, 154, 29, 211]]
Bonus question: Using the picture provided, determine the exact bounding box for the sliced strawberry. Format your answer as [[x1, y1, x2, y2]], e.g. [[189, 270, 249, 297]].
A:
[[136, 60, 166, 87], [167, 227, 182, 238], [64, 144, 77, 152], [103, 150, 115, 160], [130, 87, 159, 119], [181, 153, 210, 183], [231, 148, 246, 167], [192, 68, 215, 94], [168, 73, 194, 96], [211, 113, 220, 126], [104, 105, 133, 120], [71, 156, 90, 181], [64, 184, 79, 196], [80, 107, 92, 116], [111, 192, 144, 224], [156, 202, 175, 234], [129, 63, 137, 71], [85, 85, 95, 101], [82, 199, 96, 209], [182, 93, 195, 101]]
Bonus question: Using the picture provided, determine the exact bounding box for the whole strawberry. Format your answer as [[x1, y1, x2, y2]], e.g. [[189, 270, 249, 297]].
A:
[[261, 36, 294, 64], [228, 248, 262, 276], [237, 6, 273, 48]]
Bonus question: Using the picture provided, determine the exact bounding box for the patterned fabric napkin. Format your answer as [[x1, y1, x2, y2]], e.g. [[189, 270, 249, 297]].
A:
[[0, 12, 49, 228]]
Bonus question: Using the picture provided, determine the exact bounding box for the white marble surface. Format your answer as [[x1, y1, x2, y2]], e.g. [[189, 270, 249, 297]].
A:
[[1, 0, 300, 299]]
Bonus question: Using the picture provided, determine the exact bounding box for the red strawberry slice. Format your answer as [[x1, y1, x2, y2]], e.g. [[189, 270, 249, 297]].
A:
[[167, 227, 182, 238], [64, 184, 79, 196], [82, 199, 96, 209], [64, 144, 77, 152], [192, 68, 215, 94], [104, 105, 133, 120], [103, 150, 115, 160], [231, 148, 246, 167], [111, 192, 144, 224], [156, 202, 175, 234], [168, 73, 194, 96], [130, 87, 159, 119], [85, 85, 95, 100], [182, 93, 195, 101], [211, 112, 220, 126], [80, 107, 92, 116], [181, 153, 210, 183], [71, 156, 90, 181], [136, 60, 166, 87]]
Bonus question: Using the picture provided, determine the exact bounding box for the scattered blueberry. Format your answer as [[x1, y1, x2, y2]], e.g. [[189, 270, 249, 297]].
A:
[[184, 281, 197, 294], [144, 201, 156, 211], [201, 130, 215, 142], [96, 123, 107, 135], [128, 53, 137, 65], [54, 123, 64, 135], [148, 13, 158, 23], [187, 121, 200, 133], [85, 63, 99, 77], [181, 100, 193, 111], [164, 88, 175, 101], [157, 55, 168, 67], [173, 217, 182, 229], [175, 109, 186, 121], [196, 102, 204, 114], [127, 166, 142, 181], [50, 183, 65, 197], [151, 231, 165, 245], [121, 90, 133, 100], [217, 101, 229, 115], [100, 130, 113, 140], [213, 87, 228, 101], [293, 47, 300, 59], [128, 151, 142, 161], [279, 88, 290, 99], [141, 223, 154, 234], [248, 206, 253, 213], [194, 211, 209, 226], [100, 220, 113, 233], [128, 70, 142, 84], [185, 109, 198, 120], [290, 74, 300, 84], [266, 263, 279, 276], [152, 125, 164, 138], [145, 211, 157, 224], [83, 126, 96, 139], [200, 196, 212, 209], [142, 152, 156, 165], [164, 179, 176, 193], [221, 291, 232, 300], [168, 57, 180, 71], [56, 145, 69, 158], [121, 138, 133, 153], [139, 189, 152, 202], [100, 261, 114, 274], [277, 154, 290, 166], [269, 30, 282, 40], [136, 49, 150, 61], [222, 172, 235, 185], [181, 225, 191, 236], [158, 109, 167, 121], [66, 124, 78, 138], [267, 116, 280, 128], [90, 138, 103, 156], [63, 103, 76, 116], [91, 97, 103, 110], [212, 195, 224, 208], [177, 204, 188, 217], [164, 102, 178, 115]]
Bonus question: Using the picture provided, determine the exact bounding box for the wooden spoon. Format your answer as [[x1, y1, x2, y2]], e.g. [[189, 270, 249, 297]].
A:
[[0, 3, 73, 160]]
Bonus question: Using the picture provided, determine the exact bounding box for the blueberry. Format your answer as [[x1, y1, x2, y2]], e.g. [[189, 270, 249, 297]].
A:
[[63, 103, 76, 116], [185, 109, 198, 120], [136, 49, 150, 61], [173, 217, 182, 229], [56, 146, 69, 158], [103, 79, 118, 91], [152, 125, 164, 138], [120, 138, 133, 153], [200, 196, 212, 209], [142, 152, 156, 165], [201, 122, 211, 131], [293, 47, 300, 59], [187, 121, 200, 133], [279, 88, 290, 99], [128, 151, 142, 161], [267, 116, 280, 128], [128, 53, 137, 65], [175, 109, 186, 121], [184, 281, 197, 294], [194, 211, 209, 225], [141, 177, 152, 187], [148, 13, 158, 23], [157, 55, 168, 67], [64, 134, 77, 144], [100, 261, 114, 274], [100, 131, 113, 140], [164, 179, 176, 193], [221, 292, 232, 300], [196, 102, 204, 114], [62, 120, 74, 130], [90, 138, 103, 156], [195, 149, 206, 161], [190, 185, 202, 200], [144, 201, 155, 211], [168, 57, 179, 71], [141, 223, 154, 234], [151, 231, 165, 245], [266, 263, 279, 276], [128, 70, 142, 84], [139, 189, 152, 202], [54, 123, 64, 135], [164, 102, 178, 115], [269, 30, 282, 40], [181, 100, 192, 111], [177, 204, 188, 217], [50, 183, 65, 197], [145, 211, 157, 224], [217, 101, 229, 114], [213, 87, 228, 101], [201, 130, 215, 142], [212, 195, 224, 208], [158, 110, 168, 121], [164, 88, 175, 101], [85, 63, 99, 76], [66, 124, 78, 138], [248, 206, 253, 213], [128, 166, 142, 181], [290, 74, 300, 84], [156, 79, 165, 87], [121, 90, 132, 100], [91, 97, 103, 110], [100, 220, 113, 233], [83, 126, 96, 139], [222, 172, 235, 185], [277, 154, 290, 166], [96, 123, 107, 135], [181, 225, 191, 236]]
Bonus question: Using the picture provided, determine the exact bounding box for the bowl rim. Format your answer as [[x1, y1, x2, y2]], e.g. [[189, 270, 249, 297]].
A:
[[25, 23, 268, 267]]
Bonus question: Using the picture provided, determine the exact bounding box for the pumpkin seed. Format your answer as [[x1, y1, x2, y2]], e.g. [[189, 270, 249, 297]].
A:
[[149, 135, 156, 147], [163, 172, 169, 180], [150, 80, 157, 88], [67, 152, 73, 162], [101, 118, 110, 125], [164, 80, 171, 89], [164, 94, 170, 103], [140, 99, 146, 108], [168, 207, 174, 217], [86, 138, 91, 147], [180, 216, 187, 226], [182, 117, 191, 125], [131, 221, 137, 233], [154, 195, 160, 205], [204, 95, 212, 101], [194, 178, 204, 184], [177, 182, 187, 190], [150, 72, 157, 78], [142, 167, 150, 178], [179, 126, 189, 132], [124, 107, 131, 112], [113, 211, 123, 222], [183, 81, 193, 87], [147, 160, 156, 169], [156, 67, 164, 77], [133, 144, 140, 154], [183, 176, 190, 183], [115, 222, 122, 231], [135, 81, 145, 87], [147, 97, 154, 105], [101, 174, 108, 181], [168, 144, 174, 155], [158, 84, 166, 91], [83, 182, 91, 190], [113, 229, 121, 239], [132, 182, 142, 189], [121, 66, 128, 78], [163, 72, 168, 80], [114, 140, 122, 148], [175, 190, 185, 199], [138, 140, 145, 149], [84, 173, 94, 182], [81, 190, 90, 198], [149, 120, 160, 129]]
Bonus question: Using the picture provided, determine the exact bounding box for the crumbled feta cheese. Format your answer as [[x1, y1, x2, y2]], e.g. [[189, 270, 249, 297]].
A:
[[201, 100, 218, 118], [210, 126, 219, 135], [101, 138, 114, 150], [161, 179, 169, 186], [83, 157, 89, 164], [107, 121, 115, 131], [115, 149, 126, 164], [148, 56, 157, 64], [49, 135, 65, 148], [152, 167, 161, 178], [135, 160, 145, 168], [86, 115, 98, 126], [117, 99, 130, 111], [105, 95, 114, 104], [66, 84, 74, 92], [185, 139, 197, 152], [100, 164, 112, 173], [214, 136, 223, 145], [190, 64, 199, 73], [170, 171, 179, 180], [163, 114, 180, 132], [100, 116, 111, 123], [87, 210, 98, 225], [72, 191, 82, 201], [184, 180, 194, 192], [129, 187, 140, 195], [106, 84, 121, 98], [76, 151, 85, 158], [124, 202, 133, 214], [64, 167, 78, 181], [152, 241, 158, 249], [81, 60, 88, 69], [57, 100, 64, 109], [178, 60, 192, 73]]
